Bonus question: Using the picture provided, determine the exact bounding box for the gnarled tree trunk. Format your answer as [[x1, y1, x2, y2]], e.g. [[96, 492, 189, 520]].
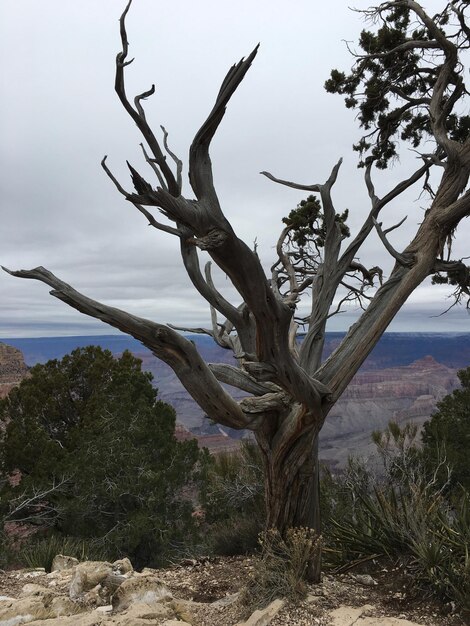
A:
[[258, 429, 322, 581]]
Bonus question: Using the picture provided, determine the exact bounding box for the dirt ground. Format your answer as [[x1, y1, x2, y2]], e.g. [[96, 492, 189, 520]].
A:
[[0, 556, 467, 626]]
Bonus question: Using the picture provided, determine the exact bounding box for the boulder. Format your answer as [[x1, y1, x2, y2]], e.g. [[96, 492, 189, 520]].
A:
[[21, 569, 45, 579], [329, 605, 375, 626], [169, 598, 201, 623], [111, 573, 172, 612], [51, 554, 79, 572], [26, 602, 173, 626], [111, 601, 172, 625], [26, 610, 108, 625], [45, 569, 75, 592], [0, 596, 53, 623], [69, 561, 113, 600], [0, 591, 85, 625], [235, 598, 285, 626], [112, 558, 133, 575], [19, 584, 49, 597], [100, 572, 128, 597]]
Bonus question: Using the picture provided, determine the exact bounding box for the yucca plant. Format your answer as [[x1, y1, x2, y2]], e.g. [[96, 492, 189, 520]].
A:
[[19, 534, 109, 572], [322, 422, 470, 614]]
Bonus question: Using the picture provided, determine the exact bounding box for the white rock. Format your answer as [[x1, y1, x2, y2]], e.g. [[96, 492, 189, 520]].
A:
[[0, 614, 34, 626], [19, 584, 48, 598], [112, 558, 133, 575], [69, 561, 113, 600], [51, 554, 79, 572], [111, 574, 172, 612], [329, 605, 376, 626], [235, 598, 285, 626], [352, 574, 377, 586], [21, 571, 44, 579], [95, 604, 113, 613]]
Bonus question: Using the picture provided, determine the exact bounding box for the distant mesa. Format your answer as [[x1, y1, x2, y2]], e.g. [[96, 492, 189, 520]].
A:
[[408, 354, 441, 368]]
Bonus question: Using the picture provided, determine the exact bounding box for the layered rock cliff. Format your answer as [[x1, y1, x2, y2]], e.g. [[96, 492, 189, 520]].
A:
[[320, 356, 459, 467], [0, 342, 28, 399], [0, 338, 464, 467]]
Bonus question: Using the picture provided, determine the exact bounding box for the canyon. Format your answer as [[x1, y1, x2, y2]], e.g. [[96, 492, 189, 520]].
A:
[[0, 333, 468, 465]]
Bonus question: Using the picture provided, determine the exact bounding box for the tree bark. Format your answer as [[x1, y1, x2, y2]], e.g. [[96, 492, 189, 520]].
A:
[[257, 426, 322, 583]]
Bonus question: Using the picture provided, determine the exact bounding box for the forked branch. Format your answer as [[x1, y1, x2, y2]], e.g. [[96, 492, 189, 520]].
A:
[[115, 0, 179, 195], [1, 266, 254, 430], [189, 45, 259, 207], [372, 217, 414, 267]]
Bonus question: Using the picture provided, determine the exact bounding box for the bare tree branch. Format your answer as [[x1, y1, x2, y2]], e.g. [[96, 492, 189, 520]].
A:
[[208, 363, 277, 395], [115, 0, 179, 195], [337, 160, 431, 273], [1, 266, 254, 430], [160, 125, 183, 193], [140, 142, 167, 190], [179, 236, 252, 352], [189, 45, 259, 207], [5, 476, 70, 526], [260, 171, 321, 192], [372, 217, 414, 266]]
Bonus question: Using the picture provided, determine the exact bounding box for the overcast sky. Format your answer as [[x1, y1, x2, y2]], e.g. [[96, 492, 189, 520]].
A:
[[1, 0, 468, 338]]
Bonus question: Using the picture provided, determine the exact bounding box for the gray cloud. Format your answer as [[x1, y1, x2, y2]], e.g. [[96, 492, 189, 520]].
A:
[[1, 0, 467, 338]]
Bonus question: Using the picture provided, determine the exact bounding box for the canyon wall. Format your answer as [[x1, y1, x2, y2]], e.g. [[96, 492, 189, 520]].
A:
[[0, 342, 28, 399], [1, 335, 467, 464]]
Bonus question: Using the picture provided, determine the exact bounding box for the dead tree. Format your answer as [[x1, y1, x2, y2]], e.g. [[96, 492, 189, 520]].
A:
[[4, 0, 469, 581]]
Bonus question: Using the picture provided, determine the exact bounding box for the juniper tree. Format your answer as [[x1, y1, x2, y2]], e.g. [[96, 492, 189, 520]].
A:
[[4, 0, 470, 580], [0, 347, 200, 566]]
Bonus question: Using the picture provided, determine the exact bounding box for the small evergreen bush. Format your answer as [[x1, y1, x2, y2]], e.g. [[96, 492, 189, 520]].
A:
[[0, 347, 202, 569], [209, 516, 262, 556], [201, 440, 264, 556]]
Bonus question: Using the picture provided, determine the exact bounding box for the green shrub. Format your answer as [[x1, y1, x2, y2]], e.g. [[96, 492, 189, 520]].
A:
[[201, 440, 264, 526], [0, 532, 16, 569], [18, 534, 109, 572], [321, 422, 470, 613], [209, 515, 262, 556], [200, 440, 265, 556], [0, 347, 202, 569], [241, 527, 321, 612], [422, 366, 470, 494]]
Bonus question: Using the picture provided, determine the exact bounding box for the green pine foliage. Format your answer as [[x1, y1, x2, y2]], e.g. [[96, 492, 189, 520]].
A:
[[0, 346, 201, 568], [324, 5, 470, 168], [422, 366, 470, 494], [282, 195, 350, 248]]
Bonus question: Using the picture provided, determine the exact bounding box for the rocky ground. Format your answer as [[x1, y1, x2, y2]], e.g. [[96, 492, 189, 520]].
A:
[[0, 555, 466, 626]]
